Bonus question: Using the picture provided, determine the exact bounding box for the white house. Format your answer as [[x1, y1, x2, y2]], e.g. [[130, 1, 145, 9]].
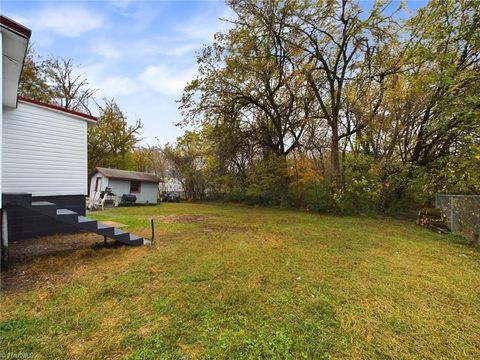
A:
[[0, 16, 96, 245], [1, 15, 99, 243], [160, 170, 185, 197], [0, 15, 99, 244], [90, 167, 161, 204], [1, 16, 150, 262]]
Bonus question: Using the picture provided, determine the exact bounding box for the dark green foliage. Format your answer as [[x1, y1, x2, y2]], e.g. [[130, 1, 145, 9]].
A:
[[175, 0, 480, 215], [87, 99, 142, 174]]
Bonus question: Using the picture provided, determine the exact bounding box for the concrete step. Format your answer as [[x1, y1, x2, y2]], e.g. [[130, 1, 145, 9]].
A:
[[96, 222, 115, 237], [31, 201, 57, 216], [27, 199, 147, 247], [113, 228, 130, 243], [31, 201, 56, 206], [77, 216, 98, 231], [56, 208, 79, 223], [128, 234, 145, 246]]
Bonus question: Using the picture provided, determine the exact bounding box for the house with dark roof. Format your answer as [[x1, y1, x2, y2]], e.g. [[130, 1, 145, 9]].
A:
[[90, 167, 161, 204]]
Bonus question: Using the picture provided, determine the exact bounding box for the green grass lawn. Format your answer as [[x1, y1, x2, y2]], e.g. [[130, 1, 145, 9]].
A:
[[1, 203, 479, 359]]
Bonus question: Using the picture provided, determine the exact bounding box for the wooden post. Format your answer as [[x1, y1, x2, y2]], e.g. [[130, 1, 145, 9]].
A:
[[104, 235, 107, 246], [1, 209, 9, 269], [151, 219, 155, 243]]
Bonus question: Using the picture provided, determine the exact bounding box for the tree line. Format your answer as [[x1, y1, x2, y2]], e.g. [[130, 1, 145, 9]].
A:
[[175, 0, 480, 213], [19, 0, 480, 213]]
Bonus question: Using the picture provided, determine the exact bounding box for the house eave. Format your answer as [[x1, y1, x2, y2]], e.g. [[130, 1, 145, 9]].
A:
[[0, 16, 32, 39], [17, 97, 98, 122], [1, 15, 30, 108], [94, 168, 162, 183]]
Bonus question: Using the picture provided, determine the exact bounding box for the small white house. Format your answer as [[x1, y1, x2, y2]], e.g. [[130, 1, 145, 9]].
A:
[[160, 170, 185, 197], [90, 167, 161, 205], [1, 15, 97, 242]]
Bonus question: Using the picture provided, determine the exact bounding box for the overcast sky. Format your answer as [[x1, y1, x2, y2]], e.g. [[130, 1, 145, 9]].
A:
[[2, 0, 427, 146]]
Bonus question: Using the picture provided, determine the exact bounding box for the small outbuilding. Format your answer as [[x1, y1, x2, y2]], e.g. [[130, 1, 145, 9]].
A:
[[90, 167, 161, 205]]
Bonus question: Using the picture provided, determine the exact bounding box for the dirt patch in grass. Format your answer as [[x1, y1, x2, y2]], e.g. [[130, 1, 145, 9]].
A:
[[154, 215, 215, 223], [6, 232, 104, 264], [101, 221, 128, 228], [203, 222, 252, 234], [1, 233, 121, 292], [178, 342, 203, 360]]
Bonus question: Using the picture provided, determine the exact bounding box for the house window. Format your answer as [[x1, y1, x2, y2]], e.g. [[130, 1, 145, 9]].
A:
[[130, 180, 141, 193]]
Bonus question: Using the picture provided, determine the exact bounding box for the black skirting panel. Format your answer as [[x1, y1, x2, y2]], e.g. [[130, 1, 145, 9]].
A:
[[6, 195, 86, 241]]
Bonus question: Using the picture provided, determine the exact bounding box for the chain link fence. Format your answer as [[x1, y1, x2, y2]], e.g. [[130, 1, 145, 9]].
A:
[[435, 194, 480, 244]]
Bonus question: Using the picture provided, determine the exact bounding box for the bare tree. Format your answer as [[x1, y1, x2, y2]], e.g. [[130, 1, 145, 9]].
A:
[[43, 57, 96, 114]]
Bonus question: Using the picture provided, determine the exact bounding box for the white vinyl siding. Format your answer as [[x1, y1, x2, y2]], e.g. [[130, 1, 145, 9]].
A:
[[107, 179, 130, 200], [138, 182, 159, 204], [2, 101, 88, 196], [107, 179, 158, 204]]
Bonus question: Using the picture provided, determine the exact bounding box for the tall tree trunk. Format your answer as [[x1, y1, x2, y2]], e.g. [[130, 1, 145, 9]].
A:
[[273, 152, 289, 207], [331, 125, 342, 189]]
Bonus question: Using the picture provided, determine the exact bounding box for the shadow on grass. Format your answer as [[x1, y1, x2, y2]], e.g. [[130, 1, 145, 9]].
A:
[[1, 233, 129, 293]]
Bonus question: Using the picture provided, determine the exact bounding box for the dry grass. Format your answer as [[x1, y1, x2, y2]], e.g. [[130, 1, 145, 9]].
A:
[[1, 203, 479, 359]]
